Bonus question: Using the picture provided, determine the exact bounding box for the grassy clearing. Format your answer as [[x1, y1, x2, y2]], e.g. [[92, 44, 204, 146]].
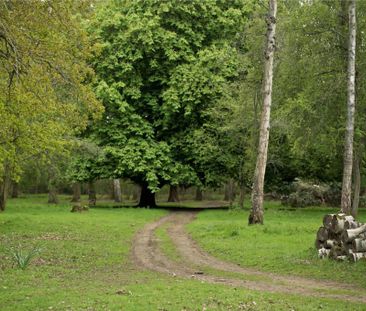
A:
[[1, 196, 365, 310], [188, 201, 366, 288]]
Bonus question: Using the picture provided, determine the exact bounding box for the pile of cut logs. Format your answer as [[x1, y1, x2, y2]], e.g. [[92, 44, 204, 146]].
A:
[[315, 213, 366, 262]]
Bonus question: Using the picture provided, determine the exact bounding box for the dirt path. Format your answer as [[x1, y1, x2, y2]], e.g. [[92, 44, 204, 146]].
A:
[[132, 211, 366, 303]]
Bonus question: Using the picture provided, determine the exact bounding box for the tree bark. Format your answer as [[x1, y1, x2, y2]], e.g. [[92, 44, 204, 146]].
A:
[[343, 224, 366, 242], [88, 181, 96, 206], [11, 182, 18, 198], [224, 179, 235, 204], [113, 179, 122, 203], [224, 183, 230, 201], [341, 0, 356, 215], [195, 188, 203, 201], [0, 168, 10, 211], [239, 185, 245, 208], [353, 238, 366, 252], [47, 168, 58, 204], [168, 185, 179, 202], [71, 182, 81, 203], [249, 0, 277, 225], [138, 182, 156, 208], [352, 153, 361, 218]]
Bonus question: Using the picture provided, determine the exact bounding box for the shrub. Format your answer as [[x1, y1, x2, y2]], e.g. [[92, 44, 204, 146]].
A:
[[9, 245, 42, 270], [282, 179, 340, 208]]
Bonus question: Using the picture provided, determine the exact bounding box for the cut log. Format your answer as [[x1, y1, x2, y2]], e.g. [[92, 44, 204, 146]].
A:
[[349, 252, 366, 262], [325, 239, 338, 248], [342, 224, 366, 242], [316, 227, 329, 242], [329, 245, 346, 259], [342, 231, 366, 243], [318, 247, 330, 259], [331, 214, 354, 233], [323, 214, 336, 230], [352, 238, 366, 252], [344, 220, 362, 230], [343, 242, 353, 253]]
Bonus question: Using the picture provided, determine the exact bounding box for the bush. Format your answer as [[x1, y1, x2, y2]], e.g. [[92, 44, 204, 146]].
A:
[[9, 244, 42, 270], [323, 182, 341, 207], [282, 179, 340, 208]]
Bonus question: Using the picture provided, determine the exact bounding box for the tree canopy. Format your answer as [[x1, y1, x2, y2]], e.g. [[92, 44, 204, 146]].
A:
[[85, 0, 253, 204]]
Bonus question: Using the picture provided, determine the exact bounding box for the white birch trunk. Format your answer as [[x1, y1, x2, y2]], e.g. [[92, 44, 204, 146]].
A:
[[341, 0, 356, 215], [249, 0, 277, 225]]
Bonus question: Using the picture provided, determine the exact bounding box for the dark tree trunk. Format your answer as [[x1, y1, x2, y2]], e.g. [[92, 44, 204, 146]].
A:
[[179, 186, 186, 200], [168, 185, 179, 202], [113, 179, 122, 203], [224, 183, 230, 201], [71, 182, 81, 203], [0, 169, 10, 211], [195, 188, 203, 201], [138, 183, 156, 208], [239, 185, 245, 209], [226, 179, 236, 205], [11, 182, 18, 198], [88, 181, 96, 206]]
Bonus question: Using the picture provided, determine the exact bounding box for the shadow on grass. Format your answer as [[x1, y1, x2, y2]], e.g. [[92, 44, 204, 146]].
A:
[[90, 200, 231, 211]]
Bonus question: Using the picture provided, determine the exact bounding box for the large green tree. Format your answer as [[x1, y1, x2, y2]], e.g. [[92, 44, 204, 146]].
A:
[[89, 0, 252, 206], [0, 0, 102, 210]]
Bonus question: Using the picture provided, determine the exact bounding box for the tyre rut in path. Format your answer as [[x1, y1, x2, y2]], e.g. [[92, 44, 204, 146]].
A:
[[131, 211, 366, 303]]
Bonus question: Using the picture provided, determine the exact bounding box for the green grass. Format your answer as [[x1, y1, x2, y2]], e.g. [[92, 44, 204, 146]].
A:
[[188, 201, 366, 288], [1, 195, 366, 310]]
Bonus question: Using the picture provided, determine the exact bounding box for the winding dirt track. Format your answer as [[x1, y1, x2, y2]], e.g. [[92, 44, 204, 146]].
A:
[[132, 211, 366, 303]]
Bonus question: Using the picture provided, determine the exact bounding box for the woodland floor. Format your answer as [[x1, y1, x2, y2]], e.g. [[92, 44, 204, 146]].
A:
[[1, 195, 366, 310]]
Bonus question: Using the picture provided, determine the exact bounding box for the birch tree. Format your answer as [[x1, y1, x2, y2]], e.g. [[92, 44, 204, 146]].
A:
[[341, 0, 356, 215], [249, 0, 277, 225]]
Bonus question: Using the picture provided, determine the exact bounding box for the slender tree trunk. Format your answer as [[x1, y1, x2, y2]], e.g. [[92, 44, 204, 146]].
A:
[[352, 153, 361, 218], [224, 179, 235, 202], [11, 182, 18, 198], [113, 179, 122, 203], [47, 168, 58, 204], [341, 0, 356, 215], [71, 182, 81, 203], [138, 182, 156, 207], [239, 185, 245, 209], [88, 181, 96, 206], [249, 0, 277, 225], [179, 186, 186, 200], [224, 183, 230, 201], [168, 185, 179, 202], [195, 188, 203, 201]]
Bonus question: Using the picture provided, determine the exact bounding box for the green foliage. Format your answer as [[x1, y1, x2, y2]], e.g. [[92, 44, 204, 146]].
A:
[[0, 0, 102, 187], [281, 180, 341, 208], [86, 0, 252, 191]]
